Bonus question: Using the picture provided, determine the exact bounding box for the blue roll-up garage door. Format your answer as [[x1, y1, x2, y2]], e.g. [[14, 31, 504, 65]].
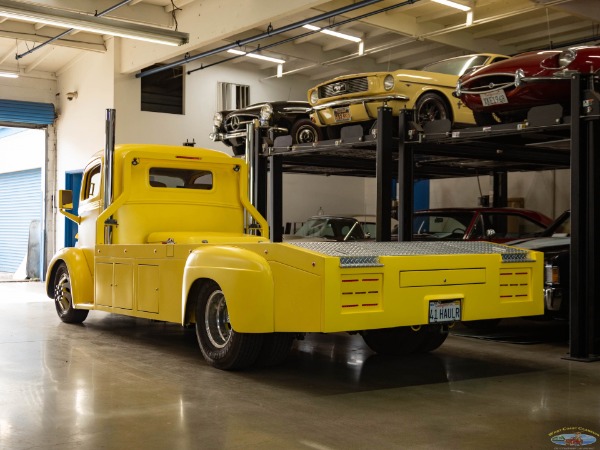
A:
[[0, 99, 55, 126], [0, 169, 42, 272]]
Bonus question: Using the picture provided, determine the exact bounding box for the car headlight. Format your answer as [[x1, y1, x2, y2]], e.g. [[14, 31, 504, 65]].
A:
[[310, 90, 318, 104], [455, 80, 462, 97], [260, 104, 273, 122], [384, 74, 394, 91], [213, 112, 223, 127], [558, 49, 576, 68]]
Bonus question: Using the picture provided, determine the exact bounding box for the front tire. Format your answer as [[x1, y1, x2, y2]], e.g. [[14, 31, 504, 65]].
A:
[[195, 281, 263, 370], [53, 262, 89, 324], [290, 119, 322, 145], [415, 93, 450, 125]]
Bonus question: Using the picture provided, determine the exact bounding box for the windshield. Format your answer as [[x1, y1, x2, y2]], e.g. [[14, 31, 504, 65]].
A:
[[294, 217, 365, 240], [544, 212, 571, 237], [422, 55, 490, 76], [413, 212, 473, 239]]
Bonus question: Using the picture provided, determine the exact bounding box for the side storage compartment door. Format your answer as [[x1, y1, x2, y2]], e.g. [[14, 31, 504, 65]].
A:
[[137, 264, 160, 313], [113, 263, 133, 310], [95, 262, 113, 307]]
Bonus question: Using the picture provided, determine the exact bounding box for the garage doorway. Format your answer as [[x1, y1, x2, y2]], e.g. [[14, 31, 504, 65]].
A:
[[0, 128, 45, 277]]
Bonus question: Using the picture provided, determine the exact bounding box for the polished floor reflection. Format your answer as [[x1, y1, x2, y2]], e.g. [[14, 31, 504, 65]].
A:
[[1, 282, 598, 450]]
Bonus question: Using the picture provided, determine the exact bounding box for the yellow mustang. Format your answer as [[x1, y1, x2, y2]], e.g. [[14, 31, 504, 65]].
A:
[[308, 53, 509, 137]]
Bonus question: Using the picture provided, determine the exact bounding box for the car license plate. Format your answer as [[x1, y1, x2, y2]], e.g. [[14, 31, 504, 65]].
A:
[[480, 89, 508, 107], [333, 106, 351, 122], [429, 299, 461, 323]]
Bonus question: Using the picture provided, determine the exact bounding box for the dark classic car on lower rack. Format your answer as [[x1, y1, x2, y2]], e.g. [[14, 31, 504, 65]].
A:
[[454, 46, 600, 126], [209, 101, 322, 155]]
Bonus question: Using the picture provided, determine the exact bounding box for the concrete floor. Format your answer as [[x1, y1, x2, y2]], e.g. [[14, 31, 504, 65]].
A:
[[1, 281, 599, 450]]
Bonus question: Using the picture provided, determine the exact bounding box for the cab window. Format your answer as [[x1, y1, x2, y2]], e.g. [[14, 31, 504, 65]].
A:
[[82, 164, 101, 200], [149, 168, 213, 190]]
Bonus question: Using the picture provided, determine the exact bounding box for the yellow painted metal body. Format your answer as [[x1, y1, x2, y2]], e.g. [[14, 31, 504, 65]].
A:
[[46, 144, 544, 334]]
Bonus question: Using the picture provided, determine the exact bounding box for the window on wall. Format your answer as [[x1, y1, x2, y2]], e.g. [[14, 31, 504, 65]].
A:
[[141, 64, 184, 114], [217, 82, 250, 111]]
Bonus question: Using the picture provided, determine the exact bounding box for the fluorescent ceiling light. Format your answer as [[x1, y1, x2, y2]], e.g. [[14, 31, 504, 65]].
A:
[[431, 0, 471, 12], [302, 24, 362, 43], [0, 0, 188, 46], [0, 70, 18, 78], [227, 49, 285, 64]]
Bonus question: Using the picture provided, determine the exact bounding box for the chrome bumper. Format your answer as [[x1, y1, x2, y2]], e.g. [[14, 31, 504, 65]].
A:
[[544, 286, 563, 311], [312, 94, 410, 111]]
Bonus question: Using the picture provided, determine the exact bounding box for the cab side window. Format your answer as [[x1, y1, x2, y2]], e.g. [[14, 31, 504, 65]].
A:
[[83, 164, 101, 200]]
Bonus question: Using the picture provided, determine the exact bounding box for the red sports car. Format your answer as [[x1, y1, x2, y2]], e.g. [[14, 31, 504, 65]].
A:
[[410, 207, 553, 243], [454, 46, 600, 125]]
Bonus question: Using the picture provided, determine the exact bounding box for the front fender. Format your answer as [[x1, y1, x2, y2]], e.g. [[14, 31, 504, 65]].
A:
[[46, 248, 94, 308], [183, 246, 274, 332]]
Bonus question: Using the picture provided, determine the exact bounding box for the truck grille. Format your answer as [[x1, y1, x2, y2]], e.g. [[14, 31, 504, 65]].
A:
[[318, 77, 368, 99]]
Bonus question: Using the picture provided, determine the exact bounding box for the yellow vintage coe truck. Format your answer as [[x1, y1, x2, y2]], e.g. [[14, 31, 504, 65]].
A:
[[46, 142, 544, 370]]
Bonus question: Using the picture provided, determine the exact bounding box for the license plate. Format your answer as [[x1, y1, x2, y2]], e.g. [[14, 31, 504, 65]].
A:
[[429, 299, 461, 323], [333, 106, 351, 122], [480, 89, 508, 107]]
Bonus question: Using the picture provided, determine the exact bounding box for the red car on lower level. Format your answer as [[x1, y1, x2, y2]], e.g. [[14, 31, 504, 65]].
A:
[[410, 207, 553, 243], [454, 46, 600, 125]]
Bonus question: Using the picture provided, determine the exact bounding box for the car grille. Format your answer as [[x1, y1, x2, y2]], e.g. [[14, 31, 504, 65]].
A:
[[319, 77, 369, 99], [224, 113, 257, 132], [464, 75, 516, 92]]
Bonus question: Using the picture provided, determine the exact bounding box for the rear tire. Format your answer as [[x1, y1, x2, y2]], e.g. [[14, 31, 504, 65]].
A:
[[53, 262, 89, 324], [417, 326, 448, 352], [195, 281, 263, 370], [361, 326, 425, 355]]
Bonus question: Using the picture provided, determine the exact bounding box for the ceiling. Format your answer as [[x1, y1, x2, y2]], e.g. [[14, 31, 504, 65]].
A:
[[0, 0, 598, 84]]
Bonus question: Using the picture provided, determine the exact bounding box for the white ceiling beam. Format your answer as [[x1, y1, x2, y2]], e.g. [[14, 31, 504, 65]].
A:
[[0, 46, 13, 64], [119, 0, 333, 74], [32, 0, 173, 27], [375, 42, 445, 64], [0, 21, 106, 52], [164, 1, 196, 14], [473, 12, 570, 39], [23, 46, 54, 72]]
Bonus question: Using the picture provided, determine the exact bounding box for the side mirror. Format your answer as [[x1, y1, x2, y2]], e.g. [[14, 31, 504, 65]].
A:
[[58, 190, 74, 210]]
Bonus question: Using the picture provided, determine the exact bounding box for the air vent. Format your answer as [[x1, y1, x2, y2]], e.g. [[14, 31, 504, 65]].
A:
[[499, 269, 530, 300], [340, 274, 382, 313]]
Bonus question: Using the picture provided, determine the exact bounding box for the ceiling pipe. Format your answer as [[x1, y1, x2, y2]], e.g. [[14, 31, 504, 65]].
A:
[[186, 0, 421, 76], [135, 0, 393, 78], [15, 0, 134, 60]]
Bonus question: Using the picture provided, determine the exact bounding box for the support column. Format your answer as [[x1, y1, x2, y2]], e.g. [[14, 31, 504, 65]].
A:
[[568, 72, 600, 361], [376, 107, 394, 242], [396, 111, 413, 241]]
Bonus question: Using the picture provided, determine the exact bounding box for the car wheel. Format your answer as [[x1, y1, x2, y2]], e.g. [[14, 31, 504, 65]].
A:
[[361, 326, 425, 355], [290, 119, 322, 144], [195, 281, 263, 370], [415, 93, 450, 125], [53, 262, 89, 324], [416, 326, 448, 353]]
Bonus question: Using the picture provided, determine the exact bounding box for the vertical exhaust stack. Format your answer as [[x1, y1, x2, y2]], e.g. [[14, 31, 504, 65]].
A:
[[104, 109, 116, 244]]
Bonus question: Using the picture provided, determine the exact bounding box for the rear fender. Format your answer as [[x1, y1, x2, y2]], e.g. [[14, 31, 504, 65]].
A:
[[182, 246, 274, 332], [45, 248, 94, 308]]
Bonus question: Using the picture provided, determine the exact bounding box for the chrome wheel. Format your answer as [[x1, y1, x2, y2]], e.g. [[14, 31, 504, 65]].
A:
[[204, 290, 231, 349], [54, 270, 72, 314]]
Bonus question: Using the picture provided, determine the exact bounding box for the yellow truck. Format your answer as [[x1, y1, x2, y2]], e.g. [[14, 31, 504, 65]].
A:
[[46, 140, 544, 370]]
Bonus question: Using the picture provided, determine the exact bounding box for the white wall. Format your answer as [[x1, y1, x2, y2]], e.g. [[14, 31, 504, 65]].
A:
[[0, 129, 45, 174]]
